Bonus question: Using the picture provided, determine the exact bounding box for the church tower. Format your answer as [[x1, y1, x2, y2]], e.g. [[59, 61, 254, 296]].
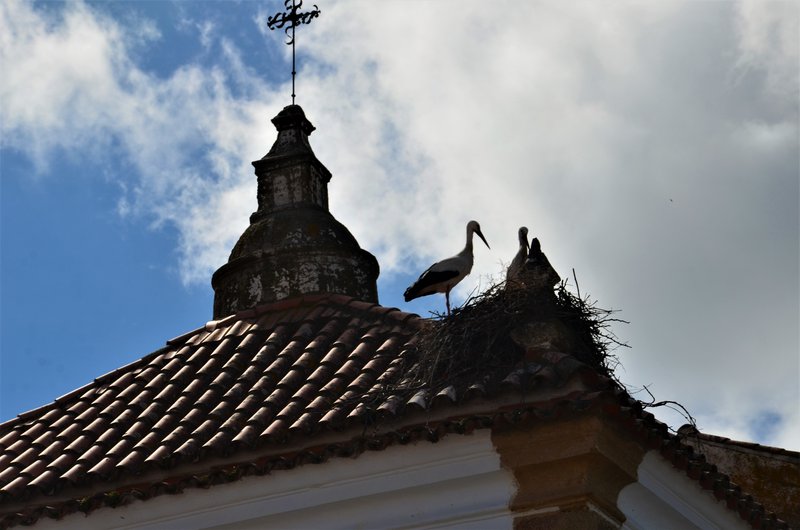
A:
[[211, 104, 379, 318]]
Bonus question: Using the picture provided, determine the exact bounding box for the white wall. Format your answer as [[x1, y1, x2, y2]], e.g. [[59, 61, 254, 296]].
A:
[[35, 431, 515, 530], [618, 451, 751, 530]]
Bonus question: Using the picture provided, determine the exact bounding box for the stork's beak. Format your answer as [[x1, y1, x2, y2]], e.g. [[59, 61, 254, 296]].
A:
[[476, 228, 490, 249]]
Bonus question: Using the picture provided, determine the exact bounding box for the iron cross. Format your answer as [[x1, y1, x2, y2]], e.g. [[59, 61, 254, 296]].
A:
[[267, 0, 321, 105]]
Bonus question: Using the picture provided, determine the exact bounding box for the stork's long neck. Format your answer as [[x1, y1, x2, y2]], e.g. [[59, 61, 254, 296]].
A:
[[462, 226, 475, 256]]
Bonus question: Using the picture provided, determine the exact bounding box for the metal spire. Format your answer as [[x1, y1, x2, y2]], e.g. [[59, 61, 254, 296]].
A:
[[267, 0, 321, 105]]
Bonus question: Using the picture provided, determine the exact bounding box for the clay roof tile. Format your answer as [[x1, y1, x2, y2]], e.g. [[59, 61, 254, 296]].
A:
[[276, 368, 305, 391], [231, 425, 259, 447], [142, 445, 171, 466], [158, 426, 190, 451], [47, 453, 79, 475], [117, 449, 147, 472], [0, 466, 21, 486], [202, 430, 234, 454], [86, 457, 116, 478], [261, 419, 289, 441], [63, 434, 94, 455], [288, 414, 315, 435], [1, 476, 30, 499], [0, 429, 20, 449], [27, 469, 60, 492], [152, 383, 181, 406], [75, 444, 107, 468], [376, 394, 404, 417], [348, 372, 378, 392]]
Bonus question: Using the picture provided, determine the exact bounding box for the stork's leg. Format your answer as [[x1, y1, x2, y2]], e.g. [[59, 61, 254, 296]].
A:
[[445, 287, 451, 316]]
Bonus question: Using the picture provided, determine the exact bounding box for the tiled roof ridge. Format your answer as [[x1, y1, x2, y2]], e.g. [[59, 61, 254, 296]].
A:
[[0, 294, 419, 432], [0, 389, 790, 530], [174, 293, 420, 343], [676, 424, 800, 459]]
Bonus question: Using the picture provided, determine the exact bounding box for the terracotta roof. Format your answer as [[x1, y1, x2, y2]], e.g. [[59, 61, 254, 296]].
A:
[[0, 295, 599, 512], [0, 296, 411, 498], [0, 294, 791, 529]]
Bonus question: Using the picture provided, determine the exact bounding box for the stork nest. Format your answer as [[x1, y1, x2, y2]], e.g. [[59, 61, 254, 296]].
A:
[[368, 279, 628, 410]]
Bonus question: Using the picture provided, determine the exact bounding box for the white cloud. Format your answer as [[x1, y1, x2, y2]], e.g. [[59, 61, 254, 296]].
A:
[[735, 0, 799, 98], [176, 11, 216, 52], [197, 20, 215, 50], [0, 0, 279, 283], [299, 0, 799, 448], [1, 1, 122, 168]]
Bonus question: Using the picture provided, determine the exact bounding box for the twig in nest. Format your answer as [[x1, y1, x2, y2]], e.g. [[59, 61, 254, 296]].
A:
[[640, 384, 698, 432]]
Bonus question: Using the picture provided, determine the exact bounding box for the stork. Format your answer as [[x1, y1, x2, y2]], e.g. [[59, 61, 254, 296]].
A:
[[526, 236, 543, 264], [525, 235, 561, 289], [506, 226, 529, 282], [404, 220, 490, 315]]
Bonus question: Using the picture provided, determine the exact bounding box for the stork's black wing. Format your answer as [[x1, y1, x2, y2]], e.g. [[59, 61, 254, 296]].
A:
[[403, 268, 460, 302]]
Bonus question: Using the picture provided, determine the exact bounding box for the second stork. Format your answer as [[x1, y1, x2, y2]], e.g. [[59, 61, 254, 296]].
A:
[[506, 226, 529, 283]]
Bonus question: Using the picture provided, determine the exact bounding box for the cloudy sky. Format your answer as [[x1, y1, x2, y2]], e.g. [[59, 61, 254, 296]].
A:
[[1, 0, 797, 449]]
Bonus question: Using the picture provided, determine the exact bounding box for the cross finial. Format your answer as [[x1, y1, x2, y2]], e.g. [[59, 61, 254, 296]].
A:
[[267, 0, 321, 105]]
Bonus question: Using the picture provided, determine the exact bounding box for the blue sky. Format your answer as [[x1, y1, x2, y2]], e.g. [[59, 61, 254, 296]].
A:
[[1, 0, 269, 416], [1, 0, 798, 449]]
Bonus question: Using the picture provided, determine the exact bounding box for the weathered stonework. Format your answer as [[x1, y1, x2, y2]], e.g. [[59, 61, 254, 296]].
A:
[[212, 105, 379, 318], [678, 427, 800, 528], [492, 414, 645, 529]]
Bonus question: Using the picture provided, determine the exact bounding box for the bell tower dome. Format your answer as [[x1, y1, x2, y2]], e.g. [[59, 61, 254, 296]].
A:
[[211, 105, 379, 318]]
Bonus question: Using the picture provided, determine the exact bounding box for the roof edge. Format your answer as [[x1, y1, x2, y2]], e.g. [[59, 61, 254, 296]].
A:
[[3, 347, 171, 431], [0, 391, 791, 530], [677, 424, 800, 460]]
